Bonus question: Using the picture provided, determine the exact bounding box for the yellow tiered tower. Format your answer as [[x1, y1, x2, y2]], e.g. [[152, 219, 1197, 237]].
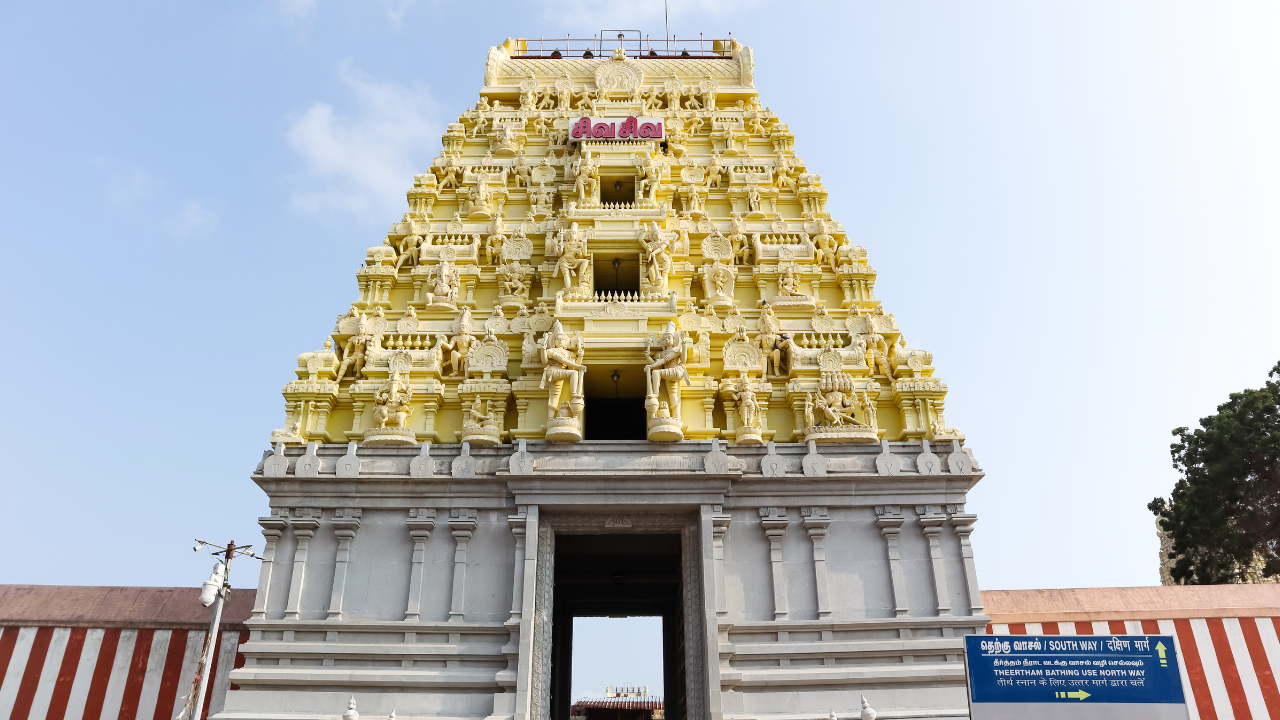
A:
[[238, 36, 987, 720], [270, 35, 961, 451]]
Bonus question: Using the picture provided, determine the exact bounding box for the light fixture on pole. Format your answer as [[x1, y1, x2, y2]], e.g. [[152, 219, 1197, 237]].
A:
[[177, 539, 261, 720]]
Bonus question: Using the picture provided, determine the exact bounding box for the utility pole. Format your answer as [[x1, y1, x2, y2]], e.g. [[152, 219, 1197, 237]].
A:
[[178, 539, 260, 720]]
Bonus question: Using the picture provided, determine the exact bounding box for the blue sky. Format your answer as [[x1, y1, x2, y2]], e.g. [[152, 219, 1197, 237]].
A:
[[2, 0, 1279, 674]]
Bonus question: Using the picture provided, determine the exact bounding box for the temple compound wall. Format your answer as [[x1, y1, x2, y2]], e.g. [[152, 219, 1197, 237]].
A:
[[225, 36, 988, 720]]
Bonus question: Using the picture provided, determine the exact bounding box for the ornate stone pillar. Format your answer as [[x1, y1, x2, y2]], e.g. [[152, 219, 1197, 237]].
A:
[[916, 506, 951, 616], [251, 510, 289, 620], [948, 507, 983, 615], [404, 508, 436, 622], [758, 507, 789, 621], [801, 506, 832, 619], [448, 508, 478, 622], [508, 507, 529, 623], [874, 505, 908, 617], [326, 508, 362, 620], [284, 508, 321, 621], [512, 506, 540, 720], [711, 506, 731, 617]]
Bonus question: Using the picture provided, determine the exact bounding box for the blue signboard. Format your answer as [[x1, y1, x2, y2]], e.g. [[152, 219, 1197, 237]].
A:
[[965, 635, 1188, 719]]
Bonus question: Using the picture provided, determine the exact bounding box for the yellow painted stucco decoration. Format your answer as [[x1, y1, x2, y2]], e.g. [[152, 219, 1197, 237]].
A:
[[271, 36, 960, 446]]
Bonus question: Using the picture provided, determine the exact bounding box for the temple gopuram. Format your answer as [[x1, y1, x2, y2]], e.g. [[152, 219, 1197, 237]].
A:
[[231, 35, 986, 720]]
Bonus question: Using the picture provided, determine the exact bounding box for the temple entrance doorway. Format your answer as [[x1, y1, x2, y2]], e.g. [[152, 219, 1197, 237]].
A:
[[549, 534, 685, 720]]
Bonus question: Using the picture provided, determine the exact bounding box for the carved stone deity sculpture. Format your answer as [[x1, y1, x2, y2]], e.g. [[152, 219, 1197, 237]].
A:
[[756, 305, 791, 378], [804, 372, 879, 444], [771, 263, 816, 310], [539, 320, 587, 442], [335, 314, 377, 383], [644, 322, 691, 441], [365, 370, 416, 445], [700, 260, 737, 308], [498, 259, 529, 300], [553, 222, 591, 293], [572, 151, 599, 206], [460, 396, 502, 446], [439, 308, 477, 378], [639, 222, 672, 292], [424, 259, 461, 308], [733, 380, 763, 445]]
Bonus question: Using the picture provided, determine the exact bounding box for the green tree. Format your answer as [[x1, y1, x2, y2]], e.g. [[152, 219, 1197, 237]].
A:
[[1149, 362, 1280, 584]]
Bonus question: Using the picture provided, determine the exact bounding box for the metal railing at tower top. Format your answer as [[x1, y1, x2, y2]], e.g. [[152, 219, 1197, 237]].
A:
[[508, 32, 736, 60]]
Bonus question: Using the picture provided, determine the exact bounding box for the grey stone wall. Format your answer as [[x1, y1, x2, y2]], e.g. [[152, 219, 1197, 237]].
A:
[[223, 439, 985, 720]]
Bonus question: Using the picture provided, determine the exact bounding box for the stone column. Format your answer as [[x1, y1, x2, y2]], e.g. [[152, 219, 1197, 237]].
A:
[[874, 505, 908, 617], [711, 506, 731, 618], [327, 508, 362, 621], [448, 508, 479, 622], [283, 508, 321, 621], [513, 506, 540, 720], [801, 506, 832, 619], [404, 508, 436, 622], [251, 510, 289, 620], [948, 507, 983, 615], [916, 506, 951, 616], [508, 507, 529, 623], [758, 507, 789, 621], [700, 506, 724, 720]]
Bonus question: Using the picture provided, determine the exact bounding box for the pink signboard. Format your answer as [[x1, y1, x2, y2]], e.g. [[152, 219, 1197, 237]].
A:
[[570, 117, 665, 140]]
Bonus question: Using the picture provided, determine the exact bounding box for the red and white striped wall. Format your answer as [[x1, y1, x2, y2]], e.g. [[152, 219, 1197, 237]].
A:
[[983, 585, 1280, 720], [0, 627, 247, 720]]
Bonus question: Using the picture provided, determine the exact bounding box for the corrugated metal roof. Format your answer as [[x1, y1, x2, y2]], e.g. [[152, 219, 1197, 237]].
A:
[[0, 585, 254, 629]]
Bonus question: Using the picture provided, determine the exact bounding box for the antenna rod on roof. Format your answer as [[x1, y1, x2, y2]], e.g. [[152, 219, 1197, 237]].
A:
[[665, 0, 669, 46]]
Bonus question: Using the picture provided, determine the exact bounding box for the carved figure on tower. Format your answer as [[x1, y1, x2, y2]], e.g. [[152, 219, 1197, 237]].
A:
[[553, 222, 590, 292], [756, 305, 791, 378], [439, 308, 477, 378], [335, 314, 377, 383], [394, 234, 423, 272], [572, 151, 599, 205], [644, 322, 691, 441], [804, 372, 879, 443], [639, 223, 672, 292], [498, 259, 529, 300], [424, 259, 461, 308], [539, 320, 586, 442], [365, 369, 416, 446]]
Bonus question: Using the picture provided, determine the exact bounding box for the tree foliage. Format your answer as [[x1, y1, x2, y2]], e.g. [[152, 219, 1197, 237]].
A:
[[1149, 362, 1280, 584]]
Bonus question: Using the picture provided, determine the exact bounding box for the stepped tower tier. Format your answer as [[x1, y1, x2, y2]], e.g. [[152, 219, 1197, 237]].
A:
[[233, 36, 986, 720]]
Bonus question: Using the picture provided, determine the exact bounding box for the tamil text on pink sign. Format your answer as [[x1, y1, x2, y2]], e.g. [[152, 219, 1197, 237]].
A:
[[570, 117, 665, 140]]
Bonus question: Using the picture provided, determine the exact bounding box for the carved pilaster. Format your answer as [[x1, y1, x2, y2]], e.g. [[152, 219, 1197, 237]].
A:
[[758, 507, 789, 621], [801, 506, 832, 619], [283, 508, 321, 621], [404, 508, 436, 622], [508, 507, 529, 623], [948, 508, 983, 615], [874, 505, 908, 617], [711, 505, 731, 617], [449, 508, 479, 622], [327, 508, 362, 620], [251, 510, 289, 620], [916, 506, 951, 616]]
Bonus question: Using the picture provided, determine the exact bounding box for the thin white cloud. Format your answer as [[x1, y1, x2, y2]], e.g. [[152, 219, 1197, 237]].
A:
[[384, 0, 417, 25], [172, 201, 219, 238], [286, 61, 440, 219], [280, 0, 317, 20], [99, 164, 158, 208]]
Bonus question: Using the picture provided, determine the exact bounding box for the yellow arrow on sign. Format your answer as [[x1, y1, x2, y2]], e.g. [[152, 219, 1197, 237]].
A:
[[1156, 641, 1168, 667], [1055, 690, 1091, 700]]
